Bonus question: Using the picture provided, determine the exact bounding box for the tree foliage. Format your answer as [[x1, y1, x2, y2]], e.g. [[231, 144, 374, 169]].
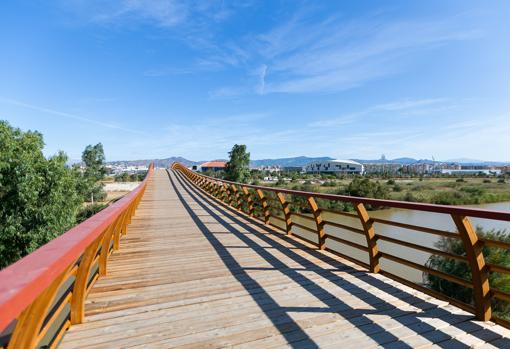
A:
[[344, 178, 390, 200], [78, 143, 106, 202], [426, 228, 510, 320], [0, 121, 83, 268], [225, 144, 250, 183]]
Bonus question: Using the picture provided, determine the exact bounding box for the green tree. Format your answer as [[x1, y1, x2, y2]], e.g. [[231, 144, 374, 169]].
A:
[[426, 228, 510, 320], [79, 143, 106, 202], [0, 121, 83, 268], [225, 144, 250, 183], [344, 178, 390, 200]]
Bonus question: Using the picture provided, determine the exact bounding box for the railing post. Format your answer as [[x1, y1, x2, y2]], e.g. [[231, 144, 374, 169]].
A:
[[205, 179, 211, 191], [215, 182, 222, 199], [99, 223, 116, 276], [452, 214, 491, 321], [355, 202, 380, 273], [71, 235, 103, 324], [219, 183, 228, 203], [242, 187, 255, 216], [307, 196, 326, 249], [7, 264, 73, 349], [256, 189, 270, 224], [231, 184, 242, 210], [276, 192, 293, 235], [113, 210, 129, 250], [225, 184, 234, 206]]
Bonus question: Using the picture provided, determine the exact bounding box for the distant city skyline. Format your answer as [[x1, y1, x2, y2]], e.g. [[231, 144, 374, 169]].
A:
[[1, 1, 510, 161]]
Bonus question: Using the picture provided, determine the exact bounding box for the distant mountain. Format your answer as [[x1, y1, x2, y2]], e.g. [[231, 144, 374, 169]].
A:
[[107, 157, 200, 168], [444, 158, 485, 164], [250, 156, 334, 167], [444, 159, 510, 166], [107, 155, 510, 169]]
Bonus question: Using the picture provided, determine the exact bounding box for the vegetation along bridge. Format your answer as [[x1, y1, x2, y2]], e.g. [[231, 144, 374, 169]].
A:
[[2, 164, 510, 348]]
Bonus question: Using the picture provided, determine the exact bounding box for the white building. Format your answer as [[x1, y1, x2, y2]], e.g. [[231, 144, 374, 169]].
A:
[[305, 159, 364, 174], [440, 169, 502, 176]]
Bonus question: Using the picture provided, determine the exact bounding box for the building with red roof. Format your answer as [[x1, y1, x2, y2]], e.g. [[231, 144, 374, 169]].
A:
[[197, 161, 227, 172]]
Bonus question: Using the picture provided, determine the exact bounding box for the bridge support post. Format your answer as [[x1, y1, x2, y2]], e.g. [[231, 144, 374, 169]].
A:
[[276, 192, 293, 236], [355, 203, 380, 273], [452, 214, 491, 321], [307, 196, 326, 249]]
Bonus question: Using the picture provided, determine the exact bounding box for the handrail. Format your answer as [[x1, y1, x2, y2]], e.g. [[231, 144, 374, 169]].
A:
[[177, 169, 510, 222], [171, 162, 510, 327], [0, 164, 154, 348]]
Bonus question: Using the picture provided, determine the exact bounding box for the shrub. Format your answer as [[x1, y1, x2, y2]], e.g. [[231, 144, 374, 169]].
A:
[[386, 179, 395, 185], [345, 178, 389, 209], [76, 203, 108, 224], [426, 228, 510, 320], [403, 192, 417, 202], [456, 178, 465, 183]]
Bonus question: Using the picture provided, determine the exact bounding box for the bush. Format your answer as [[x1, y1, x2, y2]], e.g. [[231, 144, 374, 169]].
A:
[[386, 179, 395, 185], [483, 179, 492, 183], [393, 184, 403, 192], [76, 203, 108, 224], [426, 228, 510, 320], [344, 178, 389, 209], [0, 121, 83, 268], [456, 178, 465, 183], [498, 178, 506, 184], [403, 192, 417, 202]]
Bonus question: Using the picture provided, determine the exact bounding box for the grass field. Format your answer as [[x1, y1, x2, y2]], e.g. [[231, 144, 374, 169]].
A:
[[264, 176, 510, 205]]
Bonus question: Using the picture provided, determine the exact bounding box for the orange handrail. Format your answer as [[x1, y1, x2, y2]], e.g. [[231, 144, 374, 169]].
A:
[[0, 164, 154, 348]]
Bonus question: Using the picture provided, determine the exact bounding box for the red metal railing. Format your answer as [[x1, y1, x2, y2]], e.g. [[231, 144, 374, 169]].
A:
[[0, 164, 153, 349], [172, 162, 510, 328]]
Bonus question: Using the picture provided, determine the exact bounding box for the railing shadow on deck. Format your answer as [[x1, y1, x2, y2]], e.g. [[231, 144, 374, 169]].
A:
[[169, 169, 510, 348]]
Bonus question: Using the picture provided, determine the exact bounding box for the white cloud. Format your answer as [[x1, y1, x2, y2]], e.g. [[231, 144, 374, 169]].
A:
[[212, 11, 481, 95]]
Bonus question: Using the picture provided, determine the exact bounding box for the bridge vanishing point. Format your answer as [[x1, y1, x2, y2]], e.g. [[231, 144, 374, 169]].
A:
[[2, 165, 510, 348]]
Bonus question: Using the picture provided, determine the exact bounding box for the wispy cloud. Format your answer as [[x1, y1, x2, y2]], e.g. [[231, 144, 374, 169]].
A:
[[0, 97, 145, 135], [308, 98, 454, 128], [65, 0, 250, 29], [212, 11, 481, 95]]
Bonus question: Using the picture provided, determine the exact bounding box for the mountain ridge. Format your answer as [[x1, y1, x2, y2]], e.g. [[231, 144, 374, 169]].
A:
[[106, 156, 510, 168]]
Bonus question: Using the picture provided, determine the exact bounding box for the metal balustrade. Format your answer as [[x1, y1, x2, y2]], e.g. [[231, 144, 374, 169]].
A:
[[172, 162, 510, 328]]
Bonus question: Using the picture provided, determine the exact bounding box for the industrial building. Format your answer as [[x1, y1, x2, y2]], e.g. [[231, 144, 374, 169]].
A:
[[304, 159, 364, 174]]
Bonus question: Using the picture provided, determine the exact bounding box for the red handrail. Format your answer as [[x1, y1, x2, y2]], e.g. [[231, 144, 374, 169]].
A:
[[0, 164, 154, 331]]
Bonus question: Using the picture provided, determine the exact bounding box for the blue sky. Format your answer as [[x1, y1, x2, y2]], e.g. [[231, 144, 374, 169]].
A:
[[1, 1, 509, 161]]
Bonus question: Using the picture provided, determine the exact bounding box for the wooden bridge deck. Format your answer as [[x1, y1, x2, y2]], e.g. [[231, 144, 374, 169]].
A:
[[60, 169, 510, 348]]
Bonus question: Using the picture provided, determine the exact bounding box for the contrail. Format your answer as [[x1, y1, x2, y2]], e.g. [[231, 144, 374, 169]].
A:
[[0, 97, 146, 135]]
